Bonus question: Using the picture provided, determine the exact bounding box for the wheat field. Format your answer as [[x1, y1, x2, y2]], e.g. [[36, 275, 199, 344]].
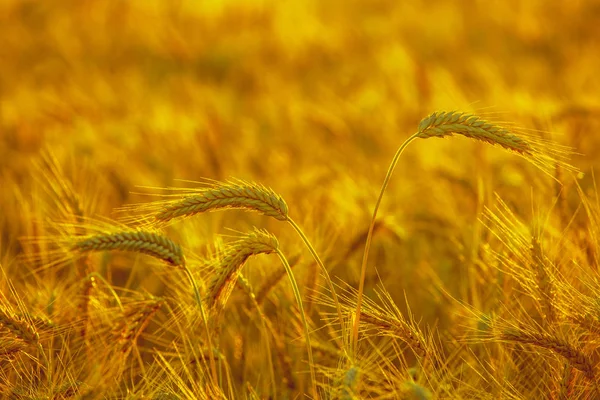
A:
[[1, 0, 600, 398]]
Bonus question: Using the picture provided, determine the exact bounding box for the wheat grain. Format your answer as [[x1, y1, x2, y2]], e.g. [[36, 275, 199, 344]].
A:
[[72, 230, 185, 267], [206, 229, 279, 312]]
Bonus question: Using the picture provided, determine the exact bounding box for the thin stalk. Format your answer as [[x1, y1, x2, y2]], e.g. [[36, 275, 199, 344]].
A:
[[183, 264, 219, 385], [87, 272, 124, 312], [275, 248, 317, 398], [239, 274, 277, 397], [287, 217, 345, 340], [352, 132, 420, 355]]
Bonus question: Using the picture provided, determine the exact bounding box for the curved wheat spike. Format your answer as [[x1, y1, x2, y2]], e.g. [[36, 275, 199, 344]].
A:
[[118, 297, 164, 356], [500, 328, 596, 383], [0, 307, 39, 346], [206, 229, 280, 312], [353, 110, 576, 355], [72, 230, 185, 267], [121, 178, 289, 224]]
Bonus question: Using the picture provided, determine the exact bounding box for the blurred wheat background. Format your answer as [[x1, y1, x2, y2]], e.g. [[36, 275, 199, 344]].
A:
[[1, 0, 600, 398]]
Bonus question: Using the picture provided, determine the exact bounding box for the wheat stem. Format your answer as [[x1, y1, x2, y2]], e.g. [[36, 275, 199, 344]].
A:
[[183, 265, 218, 385], [275, 248, 317, 398], [287, 217, 345, 342], [353, 132, 420, 355], [87, 272, 124, 312]]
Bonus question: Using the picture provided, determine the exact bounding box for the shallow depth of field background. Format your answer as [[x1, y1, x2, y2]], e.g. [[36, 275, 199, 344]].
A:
[[1, 0, 600, 398]]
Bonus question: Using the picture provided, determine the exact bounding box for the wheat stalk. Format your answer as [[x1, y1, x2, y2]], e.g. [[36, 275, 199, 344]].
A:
[[236, 274, 279, 392], [72, 230, 185, 267]]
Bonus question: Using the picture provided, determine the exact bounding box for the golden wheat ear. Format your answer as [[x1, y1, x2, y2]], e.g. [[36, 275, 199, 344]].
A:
[[416, 111, 576, 175], [117, 178, 288, 226], [205, 228, 280, 313], [72, 230, 185, 267]]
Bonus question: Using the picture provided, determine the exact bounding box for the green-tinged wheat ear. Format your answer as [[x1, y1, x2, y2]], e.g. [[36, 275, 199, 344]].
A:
[[155, 179, 288, 222], [416, 111, 533, 154], [501, 329, 595, 381], [205, 229, 279, 312], [0, 308, 39, 345], [72, 230, 185, 267]]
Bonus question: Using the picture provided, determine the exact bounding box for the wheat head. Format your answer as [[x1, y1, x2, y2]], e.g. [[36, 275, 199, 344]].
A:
[[416, 111, 576, 177], [119, 297, 164, 354], [72, 230, 185, 267], [205, 229, 279, 313], [0, 307, 39, 345], [150, 179, 288, 223], [501, 328, 595, 381]]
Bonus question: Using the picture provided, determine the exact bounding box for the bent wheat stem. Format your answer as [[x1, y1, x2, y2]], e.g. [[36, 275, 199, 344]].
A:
[[183, 264, 218, 385], [287, 217, 345, 341], [87, 272, 124, 312], [353, 132, 420, 354], [275, 248, 317, 398]]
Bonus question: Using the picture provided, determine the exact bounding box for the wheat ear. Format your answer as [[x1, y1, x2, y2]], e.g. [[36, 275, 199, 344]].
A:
[[501, 329, 595, 381], [416, 111, 533, 153], [353, 110, 574, 355], [72, 230, 185, 267], [531, 237, 556, 323], [0, 307, 39, 345], [119, 297, 163, 355], [358, 311, 427, 358], [206, 229, 280, 312], [154, 179, 288, 222]]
